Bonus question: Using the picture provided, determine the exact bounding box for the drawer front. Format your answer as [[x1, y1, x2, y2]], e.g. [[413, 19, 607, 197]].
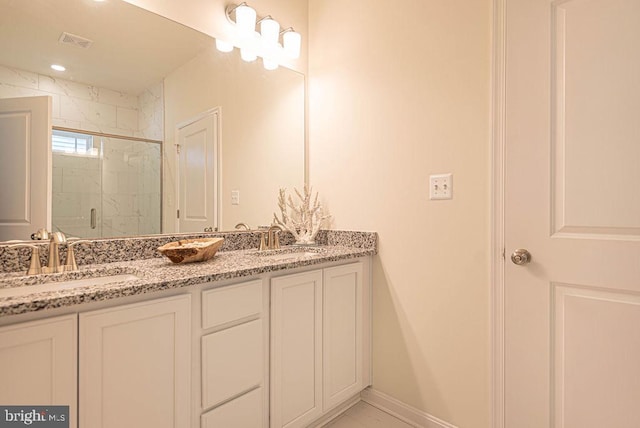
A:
[[201, 387, 263, 428], [202, 280, 263, 330], [202, 319, 263, 410]]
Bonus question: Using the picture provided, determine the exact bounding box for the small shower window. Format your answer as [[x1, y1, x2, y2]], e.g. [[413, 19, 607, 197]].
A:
[[52, 129, 98, 156]]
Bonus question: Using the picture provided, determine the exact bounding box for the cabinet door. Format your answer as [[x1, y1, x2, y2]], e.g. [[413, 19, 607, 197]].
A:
[[271, 270, 323, 428], [79, 295, 191, 428], [0, 315, 77, 428], [323, 263, 363, 411]]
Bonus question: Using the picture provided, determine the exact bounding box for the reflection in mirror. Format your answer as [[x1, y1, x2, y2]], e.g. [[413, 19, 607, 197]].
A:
[[0, 0, 304, 242], [51, 129, 162, 238]]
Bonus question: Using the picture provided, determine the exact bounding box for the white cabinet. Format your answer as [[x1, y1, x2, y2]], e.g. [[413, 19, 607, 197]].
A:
[[271, 270, 324, 428], [79, 295, 191, 428], [323, 263, 363, 410], [0, 315, 77, 428], [270, 262, 366, 428], [201, 279, 267, 427]]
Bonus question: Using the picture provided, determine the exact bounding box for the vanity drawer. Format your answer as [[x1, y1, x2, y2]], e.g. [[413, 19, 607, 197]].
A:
[[201, 318, 263, 410], [202, 279, 263, 329], [201, 387, 263, 428]]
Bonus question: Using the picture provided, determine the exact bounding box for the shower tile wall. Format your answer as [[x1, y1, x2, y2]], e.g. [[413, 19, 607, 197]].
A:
[[0, 64, 164, 237], [0, 64, 163, 140], [52, 154, 102, 238], [102, 139, 161, 237], [52, 140, 161, 239]]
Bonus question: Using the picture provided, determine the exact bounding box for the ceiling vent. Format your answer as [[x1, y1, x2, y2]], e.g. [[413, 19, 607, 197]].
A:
[[58, 32, 93, 49]]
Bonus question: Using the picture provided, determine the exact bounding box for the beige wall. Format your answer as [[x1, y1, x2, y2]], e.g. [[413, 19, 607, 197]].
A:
[[308, 1, 492, 427], [123, 0, 308, 74], [163, 49, 304, 232]]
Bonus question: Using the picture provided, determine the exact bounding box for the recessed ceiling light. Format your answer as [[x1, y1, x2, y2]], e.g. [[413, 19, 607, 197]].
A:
[[51, 64, 66, 72]]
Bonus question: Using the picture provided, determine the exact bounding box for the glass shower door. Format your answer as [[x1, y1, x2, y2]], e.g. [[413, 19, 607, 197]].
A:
[[51, 129, 161, 238], [51, 130, 103, 238]]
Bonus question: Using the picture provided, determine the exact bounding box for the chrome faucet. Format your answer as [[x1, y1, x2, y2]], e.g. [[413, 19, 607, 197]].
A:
[[45, 232, 67, 274], [268, 225, 282, 250], [65, 240, 90, 271], [258, 225, 282, 251]]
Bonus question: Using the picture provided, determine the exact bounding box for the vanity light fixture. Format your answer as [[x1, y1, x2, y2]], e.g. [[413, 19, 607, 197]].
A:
[[220, 3, 302, 69], [50, 64, 66, 71], [259, 16, 280, 47], [281, 28, 301, 59], [226, 2, 257, 36]]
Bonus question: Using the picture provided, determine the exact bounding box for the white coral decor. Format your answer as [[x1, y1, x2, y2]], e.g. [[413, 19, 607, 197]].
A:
[[273, 185, 331, 245]]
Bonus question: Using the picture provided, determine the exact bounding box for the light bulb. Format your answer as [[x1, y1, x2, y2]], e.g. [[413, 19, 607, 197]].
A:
[[235, 4, 257, 35], [215, 39, 234, 53], [263, 58, 278, 71], [51, 64, 66, 71], [283, 30, 301, 59], [260, 17, 280, 46], [240, 47, 257, 62]]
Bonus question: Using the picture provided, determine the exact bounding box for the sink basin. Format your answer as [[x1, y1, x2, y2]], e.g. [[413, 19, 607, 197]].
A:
[[251, 247, 325, 262], [0, 274, 140, 299], [259, 251, 321, 262]]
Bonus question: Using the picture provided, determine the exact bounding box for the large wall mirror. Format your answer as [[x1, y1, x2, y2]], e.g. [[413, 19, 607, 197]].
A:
[[0, 0, 304, 242]]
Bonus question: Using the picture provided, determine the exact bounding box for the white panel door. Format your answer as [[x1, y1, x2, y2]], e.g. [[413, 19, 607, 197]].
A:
[[323, 263, 363, 411], [504, 0, 640, 427], [79, 295, 191, 428], [0, 96, 51, 241], [177, 109, 219, 233], [271, 270, 323, 428], [0, 315, 77, 428]]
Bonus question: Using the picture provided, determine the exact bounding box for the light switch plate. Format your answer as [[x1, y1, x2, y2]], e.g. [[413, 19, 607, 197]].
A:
[[231, 190, 240, 205], [429, 173, 453, 200]]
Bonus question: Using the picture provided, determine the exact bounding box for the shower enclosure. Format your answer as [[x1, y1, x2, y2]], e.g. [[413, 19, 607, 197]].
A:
[[51, 128, 162, 238]]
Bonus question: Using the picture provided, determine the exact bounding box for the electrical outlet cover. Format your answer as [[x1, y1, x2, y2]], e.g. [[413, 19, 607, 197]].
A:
[[429, 173, 453, 200]]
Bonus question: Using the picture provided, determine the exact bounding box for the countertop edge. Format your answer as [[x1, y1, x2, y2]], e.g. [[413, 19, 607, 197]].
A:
[[0, 246, 375, 317]]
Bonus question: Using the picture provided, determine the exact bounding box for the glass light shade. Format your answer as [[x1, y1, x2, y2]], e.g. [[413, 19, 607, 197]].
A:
[[263, 58, 278, 71], [240, 47, 257, 62], [235, 4, 257, 35], [283, 30, 301, 59], [215, 39, 234, 53], [260, 17, 280, 46]]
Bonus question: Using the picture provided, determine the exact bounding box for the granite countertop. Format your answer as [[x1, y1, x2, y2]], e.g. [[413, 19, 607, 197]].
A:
[[0, 245, 375, 317]]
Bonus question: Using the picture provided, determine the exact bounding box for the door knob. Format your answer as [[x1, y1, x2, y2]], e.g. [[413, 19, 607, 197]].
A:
[[511, 249, 531, 265]]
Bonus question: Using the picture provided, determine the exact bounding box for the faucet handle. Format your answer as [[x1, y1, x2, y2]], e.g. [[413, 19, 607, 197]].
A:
[[31, 228, 50, 241], [8, 244, 42, 275], [65, 240, 90, 271]]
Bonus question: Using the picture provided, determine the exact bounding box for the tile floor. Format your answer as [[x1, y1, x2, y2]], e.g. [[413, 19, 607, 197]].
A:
[[323, 401, 415, 428]]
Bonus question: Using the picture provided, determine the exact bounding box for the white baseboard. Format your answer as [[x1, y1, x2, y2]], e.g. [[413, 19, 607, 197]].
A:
[[361, 388, 458, 428]]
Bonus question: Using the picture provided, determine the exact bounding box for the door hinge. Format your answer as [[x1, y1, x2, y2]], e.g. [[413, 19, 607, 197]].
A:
[[175, 144, 181, 155], [177, 209, 180, 219], [502, 248, 506, 260]]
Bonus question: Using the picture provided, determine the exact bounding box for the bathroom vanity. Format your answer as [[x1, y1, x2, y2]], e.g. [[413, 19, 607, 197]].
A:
[[0, 230, 376, 428]]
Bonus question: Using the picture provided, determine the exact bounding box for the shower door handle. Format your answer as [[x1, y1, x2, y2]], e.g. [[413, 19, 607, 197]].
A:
[[90, 208, 97, 229]]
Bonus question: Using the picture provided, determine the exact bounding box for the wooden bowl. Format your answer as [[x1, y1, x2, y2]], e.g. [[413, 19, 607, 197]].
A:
[[157, 238, 224, 264]]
